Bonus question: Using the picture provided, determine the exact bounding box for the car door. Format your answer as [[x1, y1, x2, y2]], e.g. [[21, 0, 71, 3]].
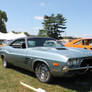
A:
[[6, 38, 28, 68]]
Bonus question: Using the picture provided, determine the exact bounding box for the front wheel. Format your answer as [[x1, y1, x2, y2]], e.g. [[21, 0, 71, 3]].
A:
[[35, 63, 52, 83]]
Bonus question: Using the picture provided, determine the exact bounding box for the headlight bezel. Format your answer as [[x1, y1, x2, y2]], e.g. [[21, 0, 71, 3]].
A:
[[67, 58, 82, 66]]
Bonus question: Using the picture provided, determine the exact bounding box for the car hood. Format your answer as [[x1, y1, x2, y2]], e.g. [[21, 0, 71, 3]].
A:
[[31, 47, 92, 59]]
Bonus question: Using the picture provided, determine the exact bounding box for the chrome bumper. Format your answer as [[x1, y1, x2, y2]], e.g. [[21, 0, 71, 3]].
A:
[[69, 65, 92, 71], [51, 65, 92, 77]]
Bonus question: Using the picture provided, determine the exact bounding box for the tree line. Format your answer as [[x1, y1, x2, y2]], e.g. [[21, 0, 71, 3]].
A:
[[0, 9, 67, 39]]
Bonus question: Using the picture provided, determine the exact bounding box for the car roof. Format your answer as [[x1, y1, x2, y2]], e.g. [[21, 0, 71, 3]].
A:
[[8, 37, 55, 45], [16, 36, 55, 39]]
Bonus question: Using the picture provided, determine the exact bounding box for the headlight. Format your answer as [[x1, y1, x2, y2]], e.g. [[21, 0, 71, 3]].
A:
[[67, 59, 81, 66]]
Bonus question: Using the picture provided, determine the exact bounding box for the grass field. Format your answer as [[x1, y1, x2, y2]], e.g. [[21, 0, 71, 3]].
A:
[[0, 60, 92, 92]]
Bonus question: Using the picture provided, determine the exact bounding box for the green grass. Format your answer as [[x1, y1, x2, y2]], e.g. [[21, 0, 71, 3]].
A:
[[0, 59, 92, 92]]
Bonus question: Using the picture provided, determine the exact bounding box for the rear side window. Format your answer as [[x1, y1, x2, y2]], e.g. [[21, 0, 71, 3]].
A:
[[27, 38, 55, 47], [28, 40, 36, 47]]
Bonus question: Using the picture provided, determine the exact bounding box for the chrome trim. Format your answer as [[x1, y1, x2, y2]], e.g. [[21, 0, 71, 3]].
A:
[[69, 66, 92, 71]]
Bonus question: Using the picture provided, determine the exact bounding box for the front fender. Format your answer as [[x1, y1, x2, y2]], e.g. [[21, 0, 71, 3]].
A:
[[32, 59, 50, 72]]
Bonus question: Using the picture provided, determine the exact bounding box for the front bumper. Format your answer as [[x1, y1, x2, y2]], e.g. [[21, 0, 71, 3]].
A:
[[69, 65, 92, 71], [51, 65, 92, 77]]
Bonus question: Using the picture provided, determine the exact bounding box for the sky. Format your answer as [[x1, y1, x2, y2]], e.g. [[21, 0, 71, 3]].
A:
[[0, 0, 92, 37]]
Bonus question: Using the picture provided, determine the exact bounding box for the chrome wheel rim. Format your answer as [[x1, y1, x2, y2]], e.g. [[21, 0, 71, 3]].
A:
[[35, 64, 50, 82]]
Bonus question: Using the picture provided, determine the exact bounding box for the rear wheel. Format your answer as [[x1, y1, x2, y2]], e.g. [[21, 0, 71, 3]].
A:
[[2, 58, 9, 68], [35, 63, 52, 83]]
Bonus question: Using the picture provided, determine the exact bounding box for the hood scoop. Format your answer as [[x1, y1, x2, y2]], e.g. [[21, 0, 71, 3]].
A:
[[56, 48, 67, 50]]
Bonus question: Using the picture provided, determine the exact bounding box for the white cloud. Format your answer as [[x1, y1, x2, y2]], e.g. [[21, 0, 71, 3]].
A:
[[40, 2, 45, 6], [34, 16, 44, 20]]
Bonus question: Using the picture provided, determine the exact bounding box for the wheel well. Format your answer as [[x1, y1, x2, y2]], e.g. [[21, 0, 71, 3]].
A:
[[33, 61, 48, 71]]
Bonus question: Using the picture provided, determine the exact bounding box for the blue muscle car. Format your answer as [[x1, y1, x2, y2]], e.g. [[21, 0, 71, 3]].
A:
[[0, 37, 92, 83]]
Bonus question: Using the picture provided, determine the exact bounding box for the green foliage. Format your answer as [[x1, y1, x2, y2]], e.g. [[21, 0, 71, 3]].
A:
[[12, 31, 21, 34], [24, 32, 31, 36], [0, 10, 8, 33], [12, 31, 31, 36], [39, 14, 66, 39], [38, 29, 48, 37], [63, 36, 80, 39]]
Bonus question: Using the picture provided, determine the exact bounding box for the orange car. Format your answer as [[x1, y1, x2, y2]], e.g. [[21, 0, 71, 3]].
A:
[[65, 38, 92, 50]]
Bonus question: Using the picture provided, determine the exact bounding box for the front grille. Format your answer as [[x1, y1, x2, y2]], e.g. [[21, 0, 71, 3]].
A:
[[80, 59, 92, 67]]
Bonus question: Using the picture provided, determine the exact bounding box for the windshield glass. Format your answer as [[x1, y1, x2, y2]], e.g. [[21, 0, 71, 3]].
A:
[[44, 40, 64, 48]]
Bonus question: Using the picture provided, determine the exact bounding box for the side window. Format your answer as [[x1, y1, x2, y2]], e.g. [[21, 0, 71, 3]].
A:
[[10, 39, 26, 48], [83, 39, 92, 45], [83, 40, 88, 45], [27, 40, 36, 47], [73, 40, 82, 45], [88, 39, 92, 45]]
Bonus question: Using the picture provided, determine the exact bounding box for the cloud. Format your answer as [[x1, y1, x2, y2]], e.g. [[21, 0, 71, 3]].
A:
[[40, 2, 45, 6], [34, 16, 44, 20]]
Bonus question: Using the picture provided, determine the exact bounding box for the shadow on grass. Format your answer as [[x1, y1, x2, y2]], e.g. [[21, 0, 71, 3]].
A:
[[10, 65, 92, 92], [10, 65, 36, 78], [51, 72, 92, 92]]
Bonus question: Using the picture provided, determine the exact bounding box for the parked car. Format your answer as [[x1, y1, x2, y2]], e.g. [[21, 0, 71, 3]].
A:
[[0, 37, 92, 83], [65, 38, 92, 50], [0, 40, 11, 47], [0, 40, 5, 47]]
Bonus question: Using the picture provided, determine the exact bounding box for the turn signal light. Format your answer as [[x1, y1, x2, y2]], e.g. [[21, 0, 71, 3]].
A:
[[53, 62, 59, 66]]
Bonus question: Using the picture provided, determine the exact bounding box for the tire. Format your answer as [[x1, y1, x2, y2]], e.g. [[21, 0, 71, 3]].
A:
[[2, 58, 9, 68], [35, 63, 52, 83]]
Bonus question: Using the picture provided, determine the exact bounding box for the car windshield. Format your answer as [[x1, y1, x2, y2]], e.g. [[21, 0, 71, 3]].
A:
[[27, 38, 64, 48], [44, 40, 64, 48]]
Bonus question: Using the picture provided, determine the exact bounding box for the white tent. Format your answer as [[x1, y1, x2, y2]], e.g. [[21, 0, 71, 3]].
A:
[[0, 32, 27, 40]]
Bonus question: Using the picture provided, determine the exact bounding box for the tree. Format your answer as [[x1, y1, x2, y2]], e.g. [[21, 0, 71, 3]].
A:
[[0, 10, 8, 33], [38, 29, 48, 37], [39, 14, 66, 39], [24, 32, 31, 36], [12, 30, 31, 36], [12, 30, 21, 34]]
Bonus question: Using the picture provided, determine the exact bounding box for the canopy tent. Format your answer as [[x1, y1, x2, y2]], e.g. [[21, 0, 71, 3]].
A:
[[0, 32, 27, 40]]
